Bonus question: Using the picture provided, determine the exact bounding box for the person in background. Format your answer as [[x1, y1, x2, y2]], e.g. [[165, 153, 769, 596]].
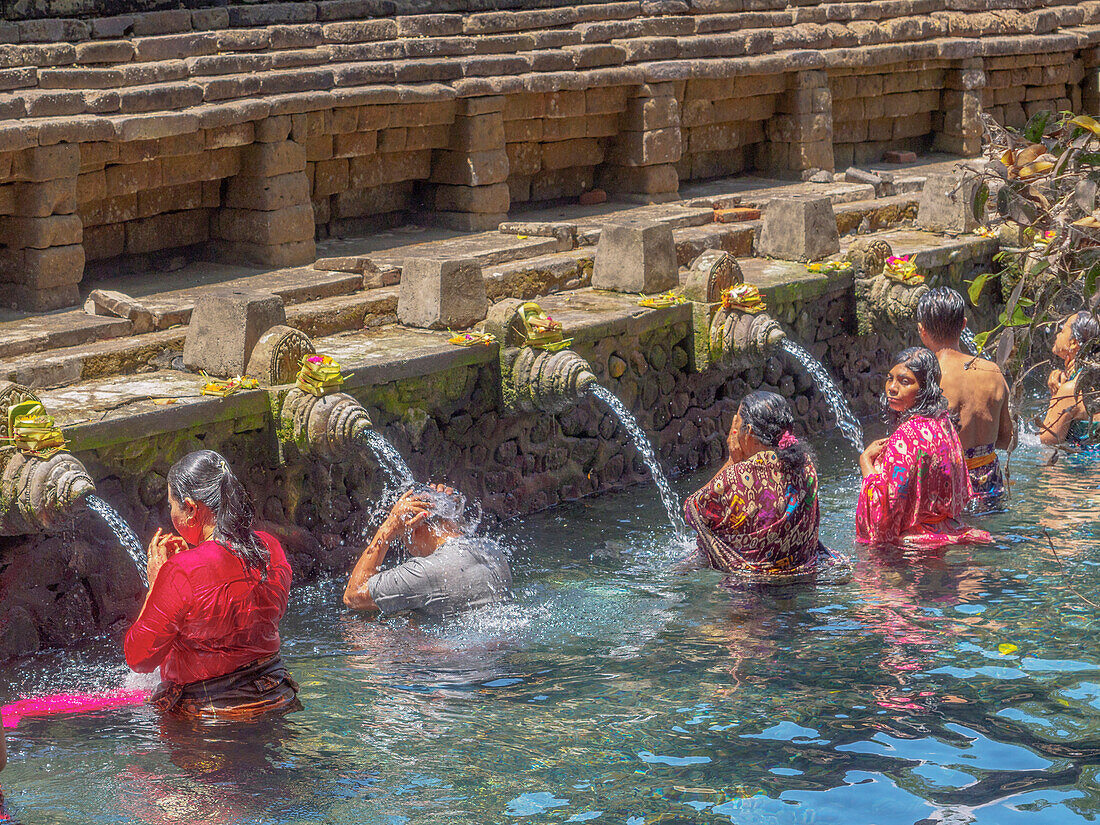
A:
[[125, 449, 300, 719], [683, 390, 834, 580], [344, 484, 512, 618], [1041, 310, 1100, 448], [915, 287, 1014, 509], [857, 347, 991, 548]]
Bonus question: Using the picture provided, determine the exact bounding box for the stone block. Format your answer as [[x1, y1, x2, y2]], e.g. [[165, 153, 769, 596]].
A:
[[622, 96, 680, 131], [592, 221, 678, 293], [448, 113, 506, 151], [598, 163, 679, 195], [213, 204, 316, 245], [433, 183, 510, 214], [0, 215, 82, 249], [238, 141, 307, 177], [183, 289, 287, 378], [607, 127, 682, 166], [84, 289, 155, 333], [0, 244, 85, 290], [430, 149, 509, 186], [216, 239, 316, 267], [397, 257, 488, 330], [13, 179, 77, 217], [11, 145, 80, 183], [758, 196, 839, 262], [917, 173, 982, 234]]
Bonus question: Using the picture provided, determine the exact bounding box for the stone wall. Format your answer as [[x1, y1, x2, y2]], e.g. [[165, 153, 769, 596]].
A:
[[0, 0, 1096, 309]]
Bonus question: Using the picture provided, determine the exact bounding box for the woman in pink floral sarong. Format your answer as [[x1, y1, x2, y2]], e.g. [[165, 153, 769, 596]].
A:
[[684, 391, 834, 580], [856, 347, 991, 548]]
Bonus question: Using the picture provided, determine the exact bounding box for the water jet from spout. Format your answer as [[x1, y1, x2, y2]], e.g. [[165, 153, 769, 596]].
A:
[[85, 494, 148, 588], [779, 338, 864, 452], [589, 384, 684, 538]]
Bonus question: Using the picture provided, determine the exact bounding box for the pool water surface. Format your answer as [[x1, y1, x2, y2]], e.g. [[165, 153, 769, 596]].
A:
[[2, 424, 1100, 824]]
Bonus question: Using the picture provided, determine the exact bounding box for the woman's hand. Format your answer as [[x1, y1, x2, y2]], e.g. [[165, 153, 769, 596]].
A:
[[1048, 368, 1067, 395], [859, 439, 888, 478], [146, 528, 186, 587]]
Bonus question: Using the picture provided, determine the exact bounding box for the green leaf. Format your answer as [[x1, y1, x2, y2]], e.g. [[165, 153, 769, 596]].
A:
[[1081, 153, 1100, 166], [1024, 110, 1052, 143], [998, 305, 1033, 327], [967, 272, 993, 305], [972, 330, 991, 352], [1085, 261, 1100, 298], [972, 183, 989, 223]]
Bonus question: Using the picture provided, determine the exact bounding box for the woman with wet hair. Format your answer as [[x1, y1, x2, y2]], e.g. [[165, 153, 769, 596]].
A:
[[684, 390, 834, 579], [125, 449, 300, 719], [856, 348, 990, 548], [1041, 310, 1100, 447]]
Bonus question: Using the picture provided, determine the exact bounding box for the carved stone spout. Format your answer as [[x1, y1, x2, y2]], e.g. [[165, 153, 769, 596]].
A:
[[0, 382, 95, 535], [279, 388, 372, 461], [506, 346, 598, 414], [709, 307, 786, 360], [484, 299, 598, 414]]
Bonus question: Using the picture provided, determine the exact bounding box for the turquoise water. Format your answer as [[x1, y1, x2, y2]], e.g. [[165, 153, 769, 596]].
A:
[[3, 427, 1100, 824]]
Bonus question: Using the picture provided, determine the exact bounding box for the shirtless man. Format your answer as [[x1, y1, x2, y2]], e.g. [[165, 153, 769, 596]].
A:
[[916, 287, 1014, 509]]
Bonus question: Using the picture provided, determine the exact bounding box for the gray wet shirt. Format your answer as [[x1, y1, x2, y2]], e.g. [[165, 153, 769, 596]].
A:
[[367, 537, 512, 618]]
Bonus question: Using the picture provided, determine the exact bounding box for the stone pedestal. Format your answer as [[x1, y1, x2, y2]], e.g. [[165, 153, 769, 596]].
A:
[[763, 71, 834, 177], [429, 97, 509, 231], [0, 145, 84, 311], [758, 196, 839, 262], [917, 173, 983, 234], [182, 289, 286, 377], [211, 128, 316, 267], [398, 257, 488, 329], [592, 220, 678, 293], [934, 59, 984, 157], [600, 82, 682, 203]]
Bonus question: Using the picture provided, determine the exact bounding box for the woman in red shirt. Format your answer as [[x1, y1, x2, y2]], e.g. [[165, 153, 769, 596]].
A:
[[125, 449, 300, 719]]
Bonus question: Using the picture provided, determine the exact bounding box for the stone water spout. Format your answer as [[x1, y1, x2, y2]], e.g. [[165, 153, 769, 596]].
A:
[[0, 382, 95, 535], [682, 250, 786, 362], [278, 388, 373, 462], [849, 238, 929, 332], [485, 300, 597, 414]]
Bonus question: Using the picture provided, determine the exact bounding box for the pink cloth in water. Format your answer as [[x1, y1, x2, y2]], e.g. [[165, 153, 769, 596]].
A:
[[2, 689, 149, 729]]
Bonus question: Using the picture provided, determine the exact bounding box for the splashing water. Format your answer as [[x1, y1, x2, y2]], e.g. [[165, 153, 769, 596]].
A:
[[360, 429, 415, 489], [590, 384, 684, 537], [959, 326, 990, 360], [85, 494, 147, 588], [779, 337, 864, 453]]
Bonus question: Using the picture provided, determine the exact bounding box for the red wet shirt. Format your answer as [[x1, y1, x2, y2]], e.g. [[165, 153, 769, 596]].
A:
[[125, 531, 292, 686]]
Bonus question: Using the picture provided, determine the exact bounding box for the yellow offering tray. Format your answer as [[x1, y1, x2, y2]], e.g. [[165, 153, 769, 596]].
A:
[[448, 331, 497, 347], [638, 291, 687, 308], [805, 260, 852, 274], [4, 400, 68, 458], [518, 302, 572, 351], [720, 283, 767, 314], [883, 255, 923, 284], [200, 374, 259, 397], [295, 354, 352, 397]]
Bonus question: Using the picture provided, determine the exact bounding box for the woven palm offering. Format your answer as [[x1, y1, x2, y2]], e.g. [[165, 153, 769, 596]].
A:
[[4, 400, 67, 458], [295, 354, 351, 397]]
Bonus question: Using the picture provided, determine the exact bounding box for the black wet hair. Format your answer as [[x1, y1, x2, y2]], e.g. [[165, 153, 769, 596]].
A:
[[882, 346, 949, 425], [168, 449, 269, 579], [1070, 310, 1100, 346], [915, 286, 967, 343], [409, 483, 482, 536], [736, 390, 814, 480]]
